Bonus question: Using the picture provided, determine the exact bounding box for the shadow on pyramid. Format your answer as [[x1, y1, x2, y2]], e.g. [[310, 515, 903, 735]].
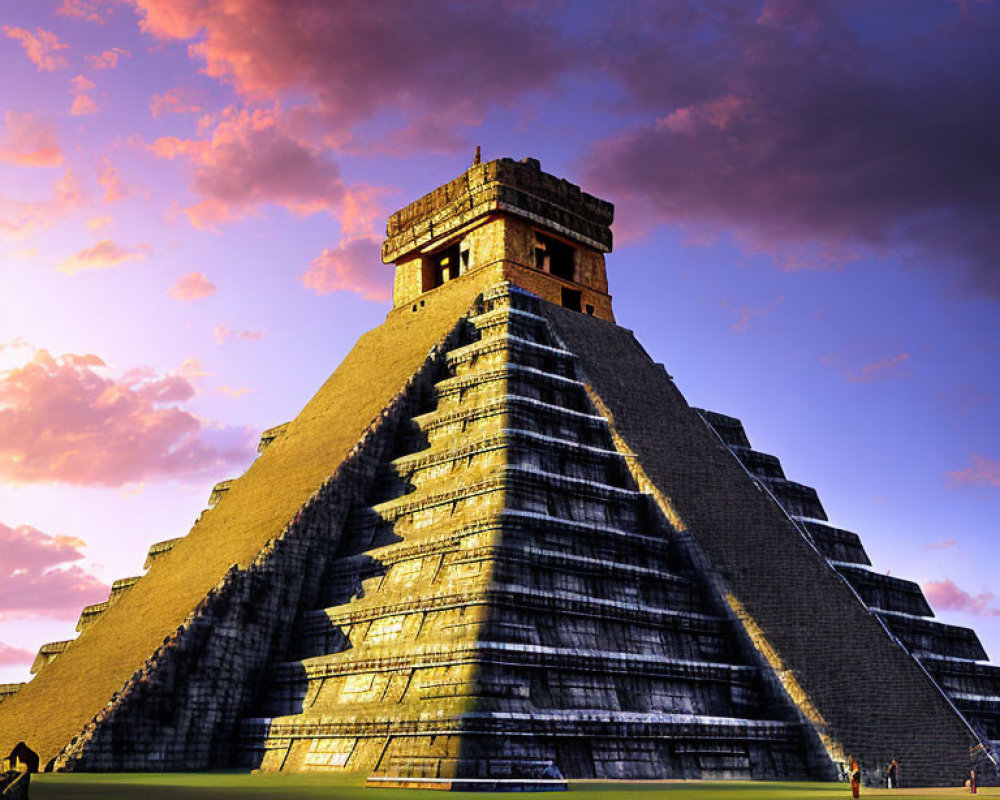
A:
[[1, 157, 997, 790]]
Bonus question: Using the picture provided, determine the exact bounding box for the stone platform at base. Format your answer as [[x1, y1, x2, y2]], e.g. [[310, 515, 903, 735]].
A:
[[365, 775, 568, 791]]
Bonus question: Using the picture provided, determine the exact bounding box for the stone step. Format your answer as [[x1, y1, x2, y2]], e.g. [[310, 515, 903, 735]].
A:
[[796, 519, 871, 565], [729, 446, 786, 480], [334, 508, 673, 566], [696, 409, 752, 449], [444, 332, 576, 378], [432, 364, 589, 410], [834, 564, 933, 617], [760, 477, 827, 521], [370, 467, 642, 525], [876, 610, 988, 660], [388, 428, 625, 481], [272, 641, 756, 686], [302, 583, 725, 643], [143, 536, 184, 569], [250, 709, 802, 743], [30, 639, 73, 675], [403, 394, 611, 452]]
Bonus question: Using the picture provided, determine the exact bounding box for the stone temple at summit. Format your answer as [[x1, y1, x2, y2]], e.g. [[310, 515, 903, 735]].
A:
[[0, 156, 998, 789]]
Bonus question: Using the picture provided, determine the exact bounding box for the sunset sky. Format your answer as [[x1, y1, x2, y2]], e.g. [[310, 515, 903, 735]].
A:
[[1, 0, 998, 684]]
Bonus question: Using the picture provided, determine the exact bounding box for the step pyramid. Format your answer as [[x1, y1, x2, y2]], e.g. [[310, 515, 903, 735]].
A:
[[0, 156, 996, 789]]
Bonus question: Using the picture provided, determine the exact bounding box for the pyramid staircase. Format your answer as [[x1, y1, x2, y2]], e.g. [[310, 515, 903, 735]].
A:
[[234, 285, 825, 787]]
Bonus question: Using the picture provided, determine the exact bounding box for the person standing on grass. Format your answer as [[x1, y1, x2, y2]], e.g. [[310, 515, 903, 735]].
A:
[[850, 758, 861, 798], [970, 768, 977, 794], [887, 759, 898, 789]]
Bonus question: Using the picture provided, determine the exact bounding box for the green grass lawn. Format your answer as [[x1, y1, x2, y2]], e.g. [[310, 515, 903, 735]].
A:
[[25, 774, 999, 800]]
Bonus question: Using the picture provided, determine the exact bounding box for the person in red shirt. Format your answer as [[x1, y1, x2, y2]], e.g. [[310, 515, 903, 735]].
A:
[[850, 758, 861, 798]]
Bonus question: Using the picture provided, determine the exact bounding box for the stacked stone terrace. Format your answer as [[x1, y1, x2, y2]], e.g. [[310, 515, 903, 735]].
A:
[[699, 410, 1000, 764], [238, 285, 824, 787]]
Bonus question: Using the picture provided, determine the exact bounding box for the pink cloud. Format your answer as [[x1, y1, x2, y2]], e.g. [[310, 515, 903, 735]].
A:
[[149, 87, 204, 117], [0, 521, 109, 621], [69, 75, 100, 116], [923, 579, 1000, 618], [176, 357, 209, 381], [86, 47, 129, 69], [57, 239, 150, 274], [123, 0, 575, 134], [151, 107, 347, 229], [0, 112, 62, 168], [212, 322, 262, 344], [86, 215, 113, 231], [721, 295, 784, 333], [339, 185, 388, 237], [3, 26, 69, 72], [300, 235, 390, 302], [0, 168, 85, 240], [847, 353, 911, 384], [658, 94, 753, 134], [0, 641, 34, 666], [216, 386, 252, 399], [581, 2, 1000, 294], [57, 0, 105, 24], [0, 345, 255, 486], [923, 539, 958, 550], [98, 161, 131, 203], [168, 271, 218, 302], [946, 454, 1000, 489]]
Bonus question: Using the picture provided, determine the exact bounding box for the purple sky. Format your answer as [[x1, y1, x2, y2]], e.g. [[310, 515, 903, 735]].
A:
[[1, 0, 998, 682]]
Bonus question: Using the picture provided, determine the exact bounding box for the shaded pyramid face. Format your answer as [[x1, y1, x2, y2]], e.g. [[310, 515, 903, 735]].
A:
[[237, 284, 825, 785], [698, 409, 1000, 759]]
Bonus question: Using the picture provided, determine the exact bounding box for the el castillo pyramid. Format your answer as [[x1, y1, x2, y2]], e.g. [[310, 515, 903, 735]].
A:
[[1, 157, 998, 789]]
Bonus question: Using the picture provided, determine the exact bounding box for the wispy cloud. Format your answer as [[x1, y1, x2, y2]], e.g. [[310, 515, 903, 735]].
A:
[[946, 454, 1000, 489], [168, 271, 218, 302], [212, 322, 262, 344], [0, 641, 34, 666], [57, 239, 149, 274], [0, 168, 85, 240], [821, 350, 911, 384], [69, 75, 99, 116], [923, 578, 1000, 617], [86, 47, 129, 70], [56, 0, 105, 24], [0, 111, 62, 168], [721, 295, 785, 333], [923, 539, 958, 550], [97, 161, 132, 203], [847, 353, 911, 384], [3, 26, 69, 72], [216, 385, 252, 399], [300, 235, 389, 302], [149, 87, 204, 117]]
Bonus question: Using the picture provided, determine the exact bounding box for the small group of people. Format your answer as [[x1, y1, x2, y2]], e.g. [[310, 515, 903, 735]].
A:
[[846, 756, 979, 795], [844, 756, 894, 796]]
